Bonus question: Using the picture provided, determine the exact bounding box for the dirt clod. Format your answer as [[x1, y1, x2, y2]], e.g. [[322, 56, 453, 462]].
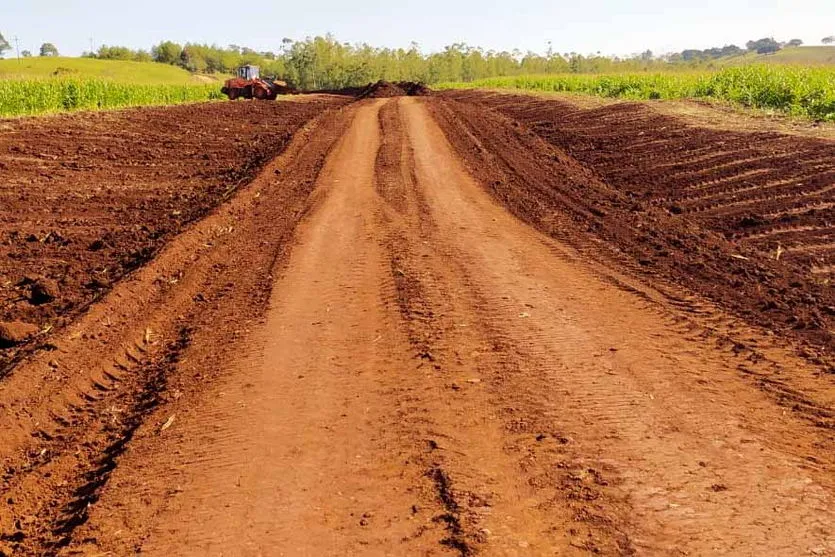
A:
[[0, 321, 40, 347], [29, 278, 59, 305]]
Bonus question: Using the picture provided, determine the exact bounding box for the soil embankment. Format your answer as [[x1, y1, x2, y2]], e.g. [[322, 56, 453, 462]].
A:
[[436, 90, 835, 355]]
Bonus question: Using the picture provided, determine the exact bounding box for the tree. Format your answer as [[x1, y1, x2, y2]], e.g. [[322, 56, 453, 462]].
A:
[[681, 49, 703, 61], [746, 37, 781, 54], [21, 50, 32, 57], [96, 45, 136, 60], [0, 32, 10, 58], [134, 49, 152, 63], [39, 42, 59, 57], [787, 39, 803, 47], [152, 41, 183, 64], [720, 44, 744, 57], [823, 36, 835, 45], [180, 44, 208, 72]]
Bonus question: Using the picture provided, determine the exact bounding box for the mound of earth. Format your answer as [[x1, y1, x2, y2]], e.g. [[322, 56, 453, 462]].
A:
[[398, 82, 432, 96], [358, 80, 432, 99], [360, 80, 407, 98]]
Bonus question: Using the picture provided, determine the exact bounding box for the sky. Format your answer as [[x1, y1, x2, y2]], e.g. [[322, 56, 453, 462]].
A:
[[3, 0, 833, 58]]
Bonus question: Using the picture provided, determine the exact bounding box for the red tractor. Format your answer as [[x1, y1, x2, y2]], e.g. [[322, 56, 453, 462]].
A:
[[221, 65, 294, 100]]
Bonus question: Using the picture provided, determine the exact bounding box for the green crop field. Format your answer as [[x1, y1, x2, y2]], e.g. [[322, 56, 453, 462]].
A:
[[0, 56, 217, 84], [439, 65, 835, 121], [0, 58, 225, 117], [0, 79, 223, 117]]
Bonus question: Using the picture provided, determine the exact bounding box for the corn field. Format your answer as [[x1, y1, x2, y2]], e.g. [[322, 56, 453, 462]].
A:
[[0, 79, 223, 117], [439, 65, 835, 121]]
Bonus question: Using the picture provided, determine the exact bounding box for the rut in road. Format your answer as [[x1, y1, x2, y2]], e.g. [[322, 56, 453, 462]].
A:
[[67, 98, 835, 555]]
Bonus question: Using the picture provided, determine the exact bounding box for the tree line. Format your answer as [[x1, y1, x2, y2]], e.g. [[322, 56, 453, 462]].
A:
[[85, 35, 835, 89], [1, 31, 834, 89], [90, 37, 662, 88]]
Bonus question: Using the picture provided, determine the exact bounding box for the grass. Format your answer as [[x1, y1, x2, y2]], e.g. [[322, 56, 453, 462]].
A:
[[0, 79, 223, 117], [0, 57, 215, 84], [439, 65, 835, 121]]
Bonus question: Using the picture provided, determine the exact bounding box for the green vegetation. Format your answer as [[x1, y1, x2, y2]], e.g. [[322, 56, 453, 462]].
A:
[[0, 79, 222, 117], [7, 35, 828, 93], [39, 43, 59, 57], [133, 36, 701, 89], [439, 65, 835, 121], [0, 56, 214, 84], [721, 46, 835, 67], [74, 35, 835, 91], [0, 57, 223, 117], [0, 32, 9, 58], [1, 33, 833, 118], [95, 37, 608, 88]]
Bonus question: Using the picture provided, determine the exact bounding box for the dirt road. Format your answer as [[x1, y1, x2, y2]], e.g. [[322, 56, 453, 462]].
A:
[[2, 96, 834, 556]]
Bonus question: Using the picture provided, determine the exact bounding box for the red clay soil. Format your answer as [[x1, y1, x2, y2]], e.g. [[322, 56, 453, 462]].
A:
[[360, 80, 407, 98], [359, 80, 431, 98], [50, 97, 835, 555], [0, 97, 348, 371], [398, 81, 432, 96], [318, 81, 431, 98], [0, 101, 354, 555], [1, 96, 834, 556], [433, 91, 835, 357]]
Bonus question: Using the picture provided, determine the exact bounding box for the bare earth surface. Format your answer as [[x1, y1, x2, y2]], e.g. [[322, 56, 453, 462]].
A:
[[1, 94, 834, 556]]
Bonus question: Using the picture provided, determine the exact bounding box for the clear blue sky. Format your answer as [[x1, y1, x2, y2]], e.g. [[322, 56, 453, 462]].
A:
[[3, 0, 833, 57]]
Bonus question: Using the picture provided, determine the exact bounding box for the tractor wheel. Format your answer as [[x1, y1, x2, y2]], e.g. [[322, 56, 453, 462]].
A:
[[253, 86, 268, 100], [228, 89, 239, 101]]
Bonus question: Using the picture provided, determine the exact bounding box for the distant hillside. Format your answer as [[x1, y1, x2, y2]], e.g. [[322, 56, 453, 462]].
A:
[[721, 46, 835, 67], [0, 57, 219, 84]]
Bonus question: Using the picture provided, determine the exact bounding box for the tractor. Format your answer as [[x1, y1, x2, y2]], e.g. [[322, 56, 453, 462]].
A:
[[221, 65, 294, 100]]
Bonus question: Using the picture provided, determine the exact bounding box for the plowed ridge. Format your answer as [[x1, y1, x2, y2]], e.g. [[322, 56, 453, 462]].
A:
[[0, 97, 347, 371], [452, 91, 835, 273], [439, 90, 835, 350]]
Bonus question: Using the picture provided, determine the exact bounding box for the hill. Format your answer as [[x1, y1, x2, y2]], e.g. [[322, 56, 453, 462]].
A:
[[0, 56, 218, 84], [721, 46, 835, 67]]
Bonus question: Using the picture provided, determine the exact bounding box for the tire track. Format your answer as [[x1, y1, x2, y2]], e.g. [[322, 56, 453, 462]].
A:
[[81, 99, 461, 556], [379, 104, 623, 555]]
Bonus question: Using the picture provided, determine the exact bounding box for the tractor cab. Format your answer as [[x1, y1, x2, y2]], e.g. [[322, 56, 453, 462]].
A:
[[237, 65, 260, 80]]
